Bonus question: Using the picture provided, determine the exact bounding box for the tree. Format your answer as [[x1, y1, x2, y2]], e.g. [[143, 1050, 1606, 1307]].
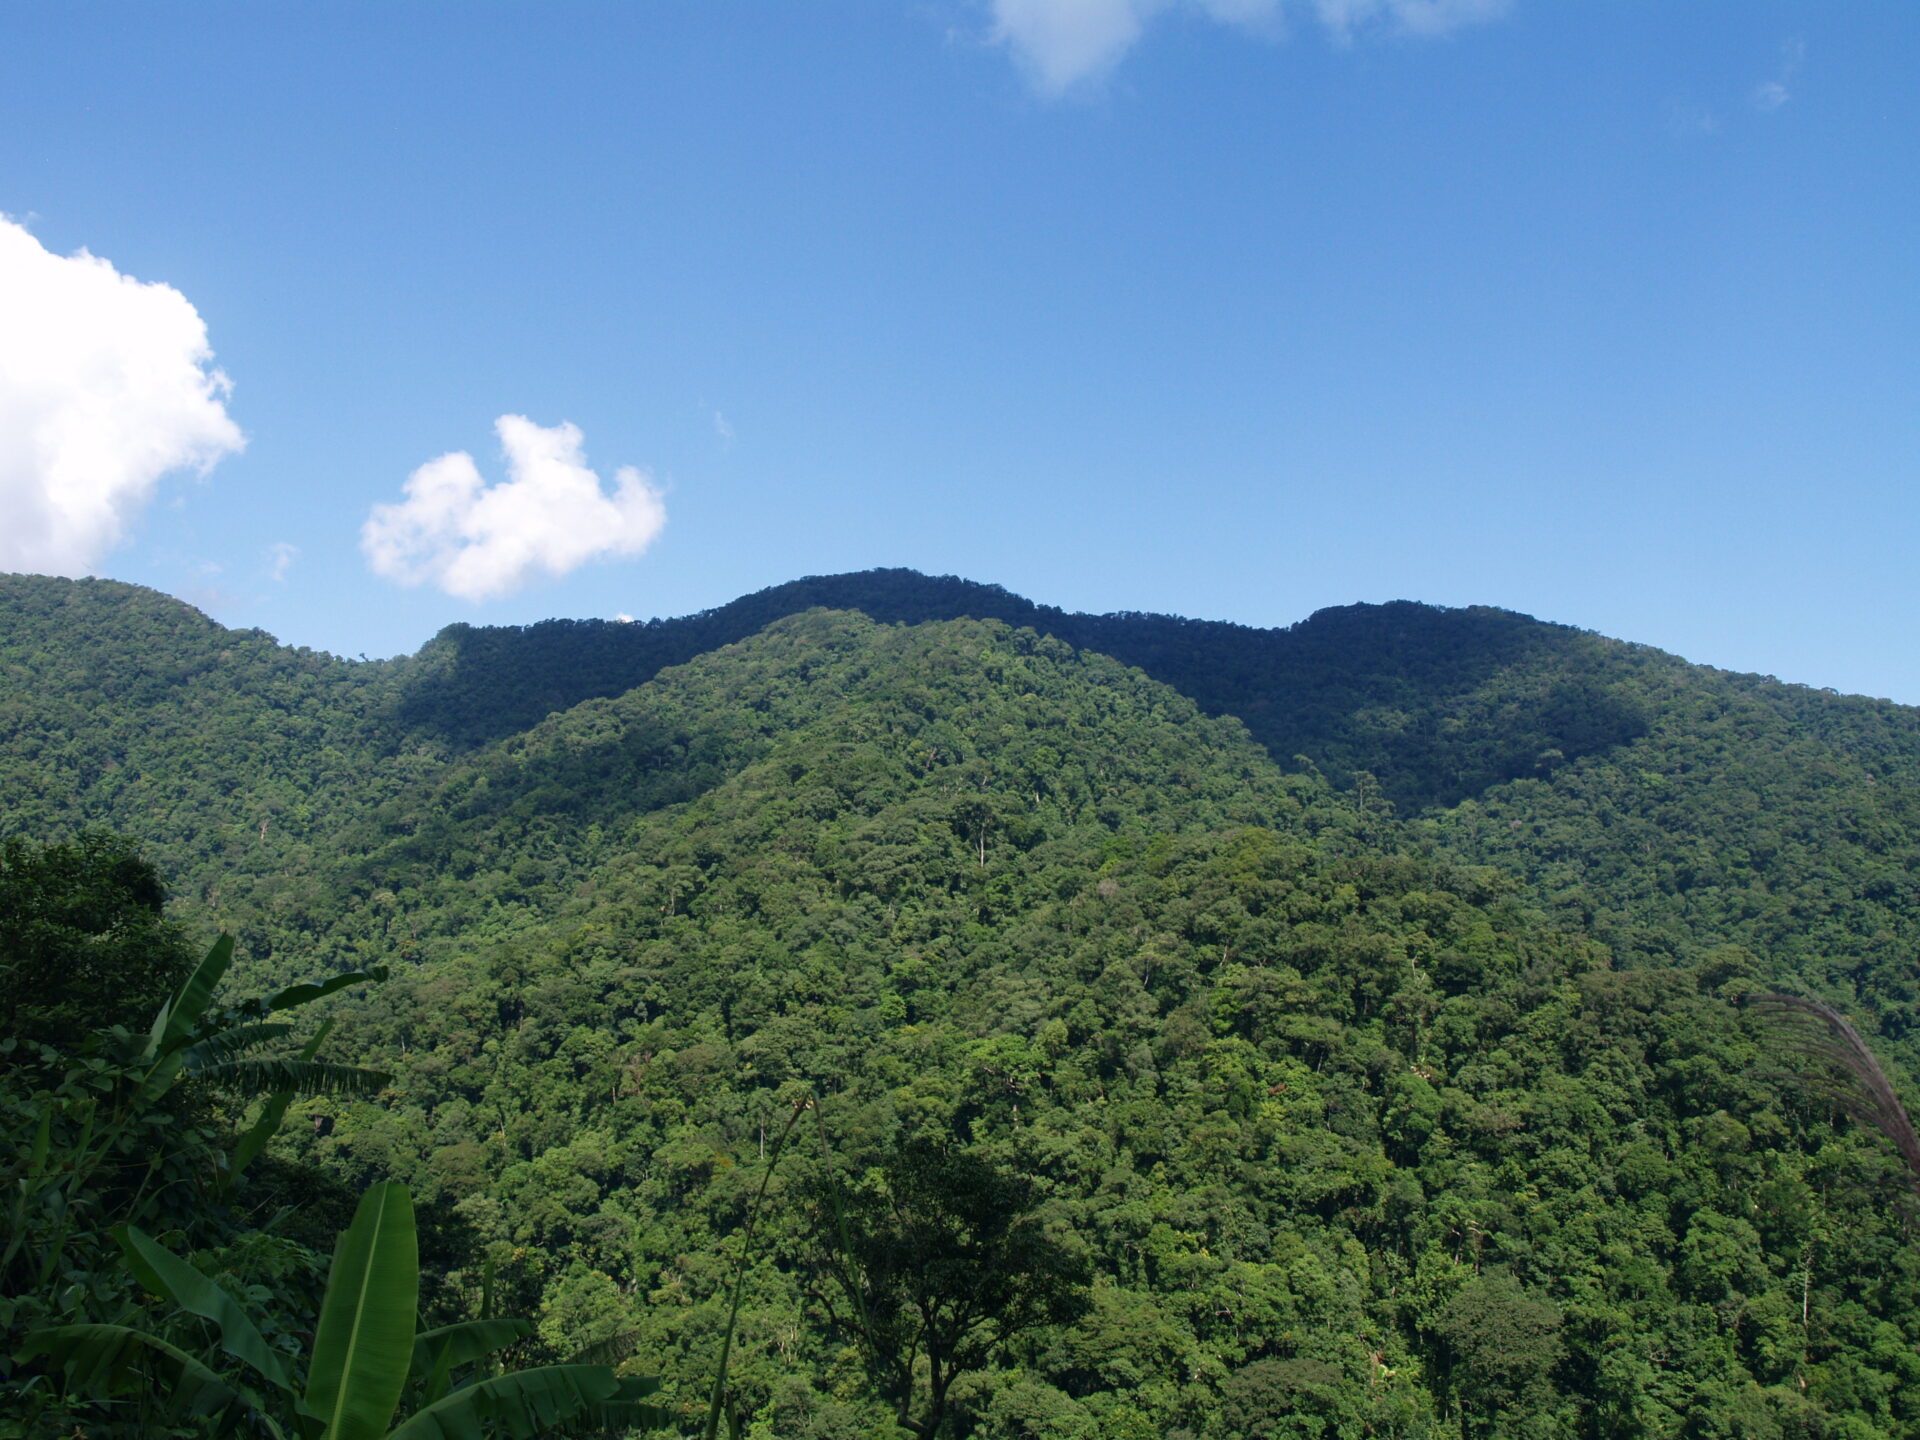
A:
[[0, 831, 196, 1060], [1748, 992, 1920, 1206], [804, 1138, 1090, 1438], [1433, 1273, 1564, 1433]]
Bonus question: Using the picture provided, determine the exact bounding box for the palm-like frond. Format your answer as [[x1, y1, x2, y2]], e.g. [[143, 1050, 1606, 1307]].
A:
[[1747, 993, 1920, 1199], [154, 935, 238, 1056], [305, 1181, 419, 1440], [412, 1318, 535, 1403], [180, 1022, 299, 1071], [257, 967, 391, 1017], [230, 1020, 337, 1182], [196, 1057, 392, 1099], [385, 1365, 633, 1440], [113, 1223, 296, 1393], [566, 1375, 678, 1438]]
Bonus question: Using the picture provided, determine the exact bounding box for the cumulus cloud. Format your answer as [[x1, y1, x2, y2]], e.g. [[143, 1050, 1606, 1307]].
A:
[[361, 415, 666, 602], [0, 216, 245, 575], [989, 0, 1505, 93]]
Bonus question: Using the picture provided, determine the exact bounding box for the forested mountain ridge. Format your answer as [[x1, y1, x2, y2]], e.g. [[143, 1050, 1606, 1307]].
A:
[[395, 568, 1662, 811], [5, 567, 1917, 1022], [6, 570, 1920, 1436], [283, 609, 1920, 1438]]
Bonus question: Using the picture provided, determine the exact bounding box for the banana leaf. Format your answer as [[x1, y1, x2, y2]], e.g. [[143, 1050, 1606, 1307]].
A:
[[196, 1056, 392, 1098], [410, 1317, 533, 1403], [384, 1364, 625, 1440], [304, 1181, 419, 1440], [114, 1223, 296, 1393], [262, 967, 390, 1014], [19, 1322, 282, 1437], [568, 1375, 677, 1437], [231, 1020, 335, 1182], [180, 1021, 299, 1070], [158, 934, 237, 1054]]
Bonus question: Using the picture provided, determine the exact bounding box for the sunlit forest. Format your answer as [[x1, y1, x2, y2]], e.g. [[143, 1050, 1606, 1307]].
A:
[[5, 569, 1919, 1439]]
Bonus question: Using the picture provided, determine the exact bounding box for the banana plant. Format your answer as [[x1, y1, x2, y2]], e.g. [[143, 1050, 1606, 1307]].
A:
[[2, 934, 389, 1312], [24, 1181, 676, 1439]]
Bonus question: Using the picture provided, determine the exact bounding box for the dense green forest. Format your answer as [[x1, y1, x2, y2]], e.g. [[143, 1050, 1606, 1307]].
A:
[[4, 569, 1920, 1438]]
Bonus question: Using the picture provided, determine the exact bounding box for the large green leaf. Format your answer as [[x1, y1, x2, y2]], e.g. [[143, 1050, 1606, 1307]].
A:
[[230, 1019, 334, 1182], [569, 1375, 677, 1437], [180, 1020, 299, 1071], [383, 1365, 623, 1440], [136, 933, 237, 1103], [305, 1181, 419, 1440], [19, 1322, 278, 1436], [410, 1318, 533, 1403], [159, 933, 236, 1054], [262, 966, 390, 1014], [114, 1223, 296, 1394], [197, 1056, 392, 1098]]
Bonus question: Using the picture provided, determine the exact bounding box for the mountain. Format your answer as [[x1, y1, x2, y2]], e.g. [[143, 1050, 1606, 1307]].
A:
[[4, 568, 1920, 1437], [7, 568, 1917, 1017], [396, 569, 1658, 811]]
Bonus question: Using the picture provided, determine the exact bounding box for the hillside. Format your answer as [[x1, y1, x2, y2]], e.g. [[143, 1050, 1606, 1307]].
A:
[[5, 570, 1920, 1436], [6, 568, 1918, 1019], [394, 569, 1659, 812], [289, 609, 1920, 1437]]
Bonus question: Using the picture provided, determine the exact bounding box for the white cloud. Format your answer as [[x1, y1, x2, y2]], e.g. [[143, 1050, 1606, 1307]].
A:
[[361, 415, 666, 602], [266, 540, 299, 582], [989, 0, 1504, 94], [0, 216, 245, 575], [1753, 80, 1789, 112], [991, 0, 1159, 96], [1315, 0, 1508, 43]]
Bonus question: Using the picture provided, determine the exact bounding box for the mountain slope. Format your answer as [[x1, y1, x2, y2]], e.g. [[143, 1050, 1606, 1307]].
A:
[[291, 609, 1915, 1439], [395, 569, 1660, 810], [6, 574, 1920, 1434], [6, 568, 1920, 1026]]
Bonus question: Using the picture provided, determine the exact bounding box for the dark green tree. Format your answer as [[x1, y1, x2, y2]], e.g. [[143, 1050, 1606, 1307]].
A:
[[805, 1139, 1090, 1438], [0, 831, 195, 1059], [1434, 1273, 1565, 1435]]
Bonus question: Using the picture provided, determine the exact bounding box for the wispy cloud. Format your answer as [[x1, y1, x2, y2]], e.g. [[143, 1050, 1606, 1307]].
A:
[[361, 415, 666, 602], [0, 216, 244, 575], [991, 0, 1159, 96], [713, 410, 734, 448], [266, 540, 299, 582], [1316, 0, 1509, 43], [1753, 37, 1803, 113], [989, 0, 1508, 95]]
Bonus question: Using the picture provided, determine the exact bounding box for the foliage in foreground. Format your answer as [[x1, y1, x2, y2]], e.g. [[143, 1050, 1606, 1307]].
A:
[[26, 1180, 672, 1440], [0, 845, 386, 1436]]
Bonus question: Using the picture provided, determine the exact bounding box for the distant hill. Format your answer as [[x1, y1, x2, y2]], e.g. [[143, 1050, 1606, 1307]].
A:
[[399, 568, 1656, 810], [390, 569, 1920, 1019], [5, 567, 1919, 1016]]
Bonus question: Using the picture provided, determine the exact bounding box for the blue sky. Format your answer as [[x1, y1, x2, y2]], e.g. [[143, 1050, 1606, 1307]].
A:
[[2, 3, 1915, 702]]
